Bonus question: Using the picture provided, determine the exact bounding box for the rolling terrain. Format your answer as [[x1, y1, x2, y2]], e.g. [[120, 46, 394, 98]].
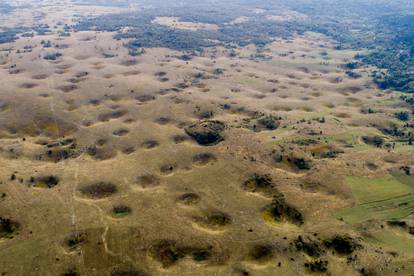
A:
[[0, 1, 413, 275]]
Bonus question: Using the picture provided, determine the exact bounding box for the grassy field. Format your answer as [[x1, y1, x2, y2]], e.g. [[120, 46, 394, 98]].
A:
[[336, 176, 414, 224], [367, 228, 414, 257]]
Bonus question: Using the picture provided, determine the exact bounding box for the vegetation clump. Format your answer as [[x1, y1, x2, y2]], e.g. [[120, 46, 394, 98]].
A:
[[242, 174, 281, 197], [30, 175, 59, 188], [150, 240, 213, 267], [249, 244, 274, 262], [0, 217, 19, 239], [177, 193, 201, 205], [136, 174, 160, 188], [64, 231, 88, 250], [192, 153, 217, 166], [185, 120, 225, 146], [362, 136, 384, 148], [294, 236, 323, 257], [304, 260, 328, 273], [395, 111, 410, 121], [323, 235, 361, 255], [110, 267, 147, 276], [194, 211, 232, 230], [112, 204, 131, 217], [257, 115, 280, 131], [265, 197, 304, 225], [150, 240, 185, 267]]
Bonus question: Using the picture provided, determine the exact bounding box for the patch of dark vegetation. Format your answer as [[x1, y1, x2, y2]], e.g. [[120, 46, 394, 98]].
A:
[[43, 52, 62, 60], [160, 164, 176, 175], [231, 268, 250, 276], [323, 235, 361, 255], [136, 174, 160, 188], [64, 231, 88, 250], [273, 149, 313, 171], [150, 240, 213, 267], [110, 267, 148, 276], [395, 111, 410, 122], [58, 84, 78, 93], [0, 101, 9, 112], [19, 82, 38, 89], [242, 174, 280, 197], [294, 236, 323, 257], [30, 175, 59, 188], [265, 196, 304, 225], [98, 110, 128, 122], [290, 156, 312, 170], [387, 220, 407, 228], [135, 94, 156, 103], [177, 192, 201, 205], [0, 217, 19, 239], [194, 211, 231, 230], [187, 246, 213, 262], [62, 267, 80, 276], [36, 138, 80, 162], [194, 108, 214, 120], [362, 135, 384, 148], [173, 134, 189, 144], [141, 140, 159, 149], [185, 120, 225, 146], [304, 260, 328, 273], [248, 244, 274, 262], [310, 144, 344, 159], [32, 74, 49, 80], [150, 240, 185, 268], [253, 115, 280, 132], [192, 153, 217, 166], [112, 204, 131, 217], [154, 117, 172, 125], [113, 128, 130, 136], [79, 182, 118, 199], [122, 146, 136, 154], [87, 146, 117, 160]]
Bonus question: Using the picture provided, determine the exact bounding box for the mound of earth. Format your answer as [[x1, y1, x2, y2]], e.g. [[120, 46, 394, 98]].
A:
[[185, 120, 225, 146]]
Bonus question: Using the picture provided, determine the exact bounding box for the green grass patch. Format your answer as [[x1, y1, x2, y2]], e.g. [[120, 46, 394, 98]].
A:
[[336, 176, 414, 224], [366, 229, 414, 256]]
